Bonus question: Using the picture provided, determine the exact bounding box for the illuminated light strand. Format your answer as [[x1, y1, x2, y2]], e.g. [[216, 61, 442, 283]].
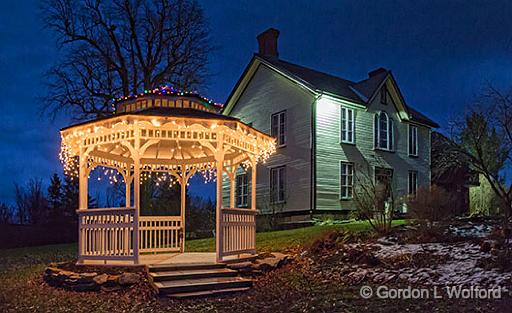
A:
[[112, 85, 223, 108]]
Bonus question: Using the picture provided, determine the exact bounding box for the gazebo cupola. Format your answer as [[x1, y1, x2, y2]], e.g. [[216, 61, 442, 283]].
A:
[[60, 87, 276, 264]]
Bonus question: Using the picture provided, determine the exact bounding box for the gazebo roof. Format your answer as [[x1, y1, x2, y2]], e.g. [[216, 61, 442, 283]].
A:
[[60, 92, 276, 178], [62, 107, 239, 131]]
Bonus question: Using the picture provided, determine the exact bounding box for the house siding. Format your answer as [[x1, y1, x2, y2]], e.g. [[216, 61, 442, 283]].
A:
[[315, 82, 431, 211], [223, 64, 314, 214]]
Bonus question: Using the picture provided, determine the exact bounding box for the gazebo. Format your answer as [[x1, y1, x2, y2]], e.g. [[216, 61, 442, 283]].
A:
[[60, 87, 275, 265]]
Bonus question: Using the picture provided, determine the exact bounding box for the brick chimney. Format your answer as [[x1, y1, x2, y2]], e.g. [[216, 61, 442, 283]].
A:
[[257, 28, 280, 58]]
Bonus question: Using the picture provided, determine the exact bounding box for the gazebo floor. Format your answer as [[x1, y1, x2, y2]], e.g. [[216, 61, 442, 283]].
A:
[[80, 252, 256, 266]]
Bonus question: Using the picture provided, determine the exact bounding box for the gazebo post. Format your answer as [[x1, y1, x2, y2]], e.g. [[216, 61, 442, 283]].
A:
[[125, 174, 132, 208], [133, 157, 140, 264], [77, 148, 89, 264], [228, 166, 236, 209], [251, 159, 257, 210], [180, 172, 186, 253], [215, 136, 225, 263]]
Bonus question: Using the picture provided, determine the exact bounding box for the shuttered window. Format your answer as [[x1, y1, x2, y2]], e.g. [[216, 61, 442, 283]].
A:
[[340, 162, 354, 199], [408, 125, 418, 156], [374, 111, 394, 151], [236, 173, 248, 207], [340, 107, 355, 144], [408, 171, 418, 197], [270, 166, 286, 204], [271, 111, 286, 147]]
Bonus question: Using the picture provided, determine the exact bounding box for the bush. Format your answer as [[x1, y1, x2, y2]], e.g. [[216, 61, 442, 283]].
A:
[[407, 185, 455, 227]]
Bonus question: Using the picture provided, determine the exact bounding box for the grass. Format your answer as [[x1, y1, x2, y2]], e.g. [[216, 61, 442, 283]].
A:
[[0, 220, 406, 273], [0, 220, 410, 313]]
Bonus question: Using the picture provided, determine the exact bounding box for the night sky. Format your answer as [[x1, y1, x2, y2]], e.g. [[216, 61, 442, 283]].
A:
[[1, 0, 512, 204]]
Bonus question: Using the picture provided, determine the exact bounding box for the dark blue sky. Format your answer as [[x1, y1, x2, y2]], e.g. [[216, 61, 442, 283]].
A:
[[1, 0, 512, 204]]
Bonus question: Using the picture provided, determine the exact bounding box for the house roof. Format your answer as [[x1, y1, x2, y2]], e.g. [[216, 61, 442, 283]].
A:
[[254, 54, 439, 128]]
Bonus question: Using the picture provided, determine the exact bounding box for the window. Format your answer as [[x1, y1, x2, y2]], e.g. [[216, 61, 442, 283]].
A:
[[271, 111, 286, 147], [374, 112, 394, 150], [270, 166, 286, 204], [380, 87, 387, 104], [236, 173, 248, 207], [408, 171, 418, 197], [340, 162, 354, 199], [408, 125, 418, 156], [340, 107, 355, 144]]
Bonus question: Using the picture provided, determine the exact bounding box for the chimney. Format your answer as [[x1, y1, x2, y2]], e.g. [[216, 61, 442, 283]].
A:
[[257, 28, 280, 58], [368, 67, 388, 78]]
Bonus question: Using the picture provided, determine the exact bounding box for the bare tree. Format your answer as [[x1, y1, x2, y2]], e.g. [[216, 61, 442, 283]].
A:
[[14, 179, 49, 225], [353, 164, 399, 234], [451, 87, 512, 219], [41, 0, 211, 120]]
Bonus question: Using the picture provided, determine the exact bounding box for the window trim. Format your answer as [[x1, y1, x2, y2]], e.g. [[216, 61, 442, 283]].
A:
[[271, 110, 287, 148], [408, 170, 418, 197], [340, 162, 354, 200], [408, 124, 419, 157], [374, 111, 394, 151], [340, 107, 355, 144], [236, 172, 248, 208], [269, 165, 286, 204]]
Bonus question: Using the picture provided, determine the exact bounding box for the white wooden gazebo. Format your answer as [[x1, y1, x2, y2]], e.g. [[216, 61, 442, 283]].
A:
[[60, 88, 275, 264]]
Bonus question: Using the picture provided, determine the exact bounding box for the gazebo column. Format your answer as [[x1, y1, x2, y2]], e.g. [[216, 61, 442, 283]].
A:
[[180, 173, 187, 253], [133, 158, 140, 264], [77, 149, 89, 263], [215, 141, 225, 263], [228, 166, 237, 209], [125, 174, 132, 208], [251, 159, 257, 210]]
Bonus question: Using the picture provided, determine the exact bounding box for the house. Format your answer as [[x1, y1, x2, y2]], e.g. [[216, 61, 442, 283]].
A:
[[431, 131, 480, 215], [222, 28, 439, 225]]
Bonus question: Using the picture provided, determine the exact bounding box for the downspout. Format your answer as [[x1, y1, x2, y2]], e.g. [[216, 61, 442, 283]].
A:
[[310, 92, 322, 220]]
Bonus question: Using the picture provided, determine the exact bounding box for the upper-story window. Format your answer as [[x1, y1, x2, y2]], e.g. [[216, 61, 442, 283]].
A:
[[236, 173, 248, 207], [340, 107, 355, 144], [408, 125, 418, 157], [380, 87, 387, 104], [271, 111, 286, 147], [374, 111, 394, 151]]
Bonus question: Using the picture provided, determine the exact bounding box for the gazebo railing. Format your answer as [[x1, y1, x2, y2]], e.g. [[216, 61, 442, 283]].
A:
[[219, 208, 257, 259], [139, 216, 182, 253], [77, 207, 136, 262]]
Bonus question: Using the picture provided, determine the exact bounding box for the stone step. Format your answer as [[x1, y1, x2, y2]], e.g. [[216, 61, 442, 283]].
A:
[[149, 268, 238, 282], [153, 276, 253, 294], [167, 287, 251, 299], [147, 262, 226, 273]]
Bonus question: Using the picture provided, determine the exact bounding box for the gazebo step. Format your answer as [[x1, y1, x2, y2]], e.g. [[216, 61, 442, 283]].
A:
[[167, 287, 251, 299], [149, 268, 238, 282], [147, 262, 225, 273], [153, 276, 253, 294]]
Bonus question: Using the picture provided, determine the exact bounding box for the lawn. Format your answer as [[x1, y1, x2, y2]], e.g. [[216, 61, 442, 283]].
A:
[[0, 220, 385, 273], [0, 220, 406, 313]]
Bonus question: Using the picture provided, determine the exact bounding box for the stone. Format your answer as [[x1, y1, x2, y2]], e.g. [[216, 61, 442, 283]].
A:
[[254, 257, 282, 271], [93, 274, 108, 285], [227, 262, 253, 271], [118, 272, 139, 286]]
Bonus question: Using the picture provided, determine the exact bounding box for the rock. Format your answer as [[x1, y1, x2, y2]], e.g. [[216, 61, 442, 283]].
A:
[[118, 273, 139, 286], [105, 275, 120, 286], [93, 274, 108, 285], [227, 262, 253, 271]]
